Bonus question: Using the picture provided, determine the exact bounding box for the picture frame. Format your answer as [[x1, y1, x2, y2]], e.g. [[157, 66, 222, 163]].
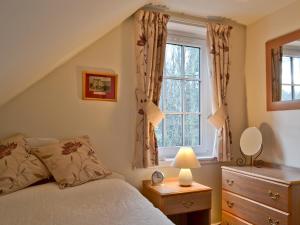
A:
[[82, 71, 118, 101]]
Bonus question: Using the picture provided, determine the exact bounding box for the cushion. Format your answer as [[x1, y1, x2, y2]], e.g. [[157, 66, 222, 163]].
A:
[[25, 137, 59, 148], [32, 136, 111, 188], [0, 134, 50, 195]]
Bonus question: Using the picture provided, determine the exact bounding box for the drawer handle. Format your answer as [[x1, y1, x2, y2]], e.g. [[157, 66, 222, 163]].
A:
[[181, 201, 194, 208], [268, 190, 280, 200], [226, 200, 234, 208], [268, 217, 279, 225], [226, 179, 234, 186]]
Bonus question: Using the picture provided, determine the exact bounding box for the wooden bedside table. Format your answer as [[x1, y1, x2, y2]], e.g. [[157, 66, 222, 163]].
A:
[[142, 178, 212, 225]]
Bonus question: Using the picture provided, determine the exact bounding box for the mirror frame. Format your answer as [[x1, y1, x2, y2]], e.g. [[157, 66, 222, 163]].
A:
[[266, 29, 300, 111]]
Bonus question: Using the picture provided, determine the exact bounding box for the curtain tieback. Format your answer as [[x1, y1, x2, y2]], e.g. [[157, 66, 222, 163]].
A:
[[208, 104, 228, 129], [144, 101, 164, 128], [135, 89, 165, 128]]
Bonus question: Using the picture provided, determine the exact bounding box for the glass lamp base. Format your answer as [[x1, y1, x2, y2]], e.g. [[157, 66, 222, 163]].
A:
[[178, 168, 193, 186]]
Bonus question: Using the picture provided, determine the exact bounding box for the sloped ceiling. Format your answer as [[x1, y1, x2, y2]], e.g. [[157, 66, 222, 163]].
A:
[[0, 0, 297, 106], [0, 0, 148, 106]]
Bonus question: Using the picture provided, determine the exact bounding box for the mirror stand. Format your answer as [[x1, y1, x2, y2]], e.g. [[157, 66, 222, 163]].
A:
[[236, 144, 264, 167]]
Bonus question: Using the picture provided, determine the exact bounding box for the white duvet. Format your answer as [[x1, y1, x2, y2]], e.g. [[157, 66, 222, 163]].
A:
[[0, 178, 173, 225]]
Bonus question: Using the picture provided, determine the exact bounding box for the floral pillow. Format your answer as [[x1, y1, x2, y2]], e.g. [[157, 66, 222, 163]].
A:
[[0, 134, 50, 195], [32, 136, 111, 188]]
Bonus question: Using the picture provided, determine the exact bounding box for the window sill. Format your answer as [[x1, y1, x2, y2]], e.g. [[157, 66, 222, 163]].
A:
[[157, 157, 219, 168]]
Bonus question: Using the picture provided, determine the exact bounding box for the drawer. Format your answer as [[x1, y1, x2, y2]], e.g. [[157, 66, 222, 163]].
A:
[[162, 191, 211, 215], [222, 210, 252, 225], [222, 190, 289, 225], [222, 169, 289, 212]]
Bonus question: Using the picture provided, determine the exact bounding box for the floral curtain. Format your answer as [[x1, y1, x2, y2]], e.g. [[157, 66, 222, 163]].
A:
[[271, 47, 282, 101], [207, 23, 232, 162], [133, 10, 169, 168]]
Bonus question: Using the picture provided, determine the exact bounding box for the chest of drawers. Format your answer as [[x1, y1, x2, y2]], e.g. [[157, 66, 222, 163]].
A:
[[221, 165, 300, 225]]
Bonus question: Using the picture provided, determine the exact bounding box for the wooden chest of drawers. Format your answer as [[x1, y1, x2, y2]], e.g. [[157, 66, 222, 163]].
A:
[[222, 166, 300, 225]]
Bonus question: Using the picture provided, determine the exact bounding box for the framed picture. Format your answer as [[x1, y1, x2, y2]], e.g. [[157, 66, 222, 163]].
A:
[[82, 72, 118, 101]]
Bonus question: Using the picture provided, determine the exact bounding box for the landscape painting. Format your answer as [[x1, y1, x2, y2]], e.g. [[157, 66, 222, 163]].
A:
[[82, 72, 117, 101]]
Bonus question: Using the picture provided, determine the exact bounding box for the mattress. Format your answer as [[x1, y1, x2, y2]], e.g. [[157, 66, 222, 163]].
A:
[[0, 177, 174, 225]]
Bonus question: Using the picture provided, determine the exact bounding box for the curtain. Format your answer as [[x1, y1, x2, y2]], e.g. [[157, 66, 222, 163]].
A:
[[133, 10, 169, 168], [271, 47, 282, 101], [207, 23, 232, 162]]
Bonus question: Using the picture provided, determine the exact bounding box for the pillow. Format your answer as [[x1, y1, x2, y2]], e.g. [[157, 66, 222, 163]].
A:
[[25, 137, 59, 148], [32, 136, 111, 188], [0, 134, 50, 195]]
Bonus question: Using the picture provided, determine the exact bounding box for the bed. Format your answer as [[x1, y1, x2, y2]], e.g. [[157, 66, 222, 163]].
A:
[[0, 175, 174, 225]]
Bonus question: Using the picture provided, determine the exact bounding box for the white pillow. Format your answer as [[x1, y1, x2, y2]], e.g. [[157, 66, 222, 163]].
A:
[[106, 172, 125, 180], [25, 137, 59, 148]]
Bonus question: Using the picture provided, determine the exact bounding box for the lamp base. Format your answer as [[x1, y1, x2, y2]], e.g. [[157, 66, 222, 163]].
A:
[[178, 168, 193, 187]]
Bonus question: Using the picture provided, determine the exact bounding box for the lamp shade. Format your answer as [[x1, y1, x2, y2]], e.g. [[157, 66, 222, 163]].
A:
[[172, 147, 201, 169]]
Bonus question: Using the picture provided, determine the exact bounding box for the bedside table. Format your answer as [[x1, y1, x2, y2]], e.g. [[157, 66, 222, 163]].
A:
[[142, 178, 212, 225]]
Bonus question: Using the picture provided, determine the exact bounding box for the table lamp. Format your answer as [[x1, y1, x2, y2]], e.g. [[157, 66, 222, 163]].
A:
[[172, 147, 201, 186]]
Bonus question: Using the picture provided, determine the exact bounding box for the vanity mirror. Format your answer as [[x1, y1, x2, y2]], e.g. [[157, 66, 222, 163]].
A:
[[237, 127, 264, 167], [266, 29, 300, 111]]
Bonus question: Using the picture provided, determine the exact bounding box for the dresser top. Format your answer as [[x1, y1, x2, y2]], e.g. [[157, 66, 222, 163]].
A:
[[222, 165, 300, 185]]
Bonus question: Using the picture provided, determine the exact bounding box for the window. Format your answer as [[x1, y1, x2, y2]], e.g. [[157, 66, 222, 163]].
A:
[[155, 23, 215, 160], [281, 56, 300, 101]]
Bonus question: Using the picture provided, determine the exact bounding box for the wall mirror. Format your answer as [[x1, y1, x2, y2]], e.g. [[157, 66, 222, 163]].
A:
[[266, 29, 300, 111]]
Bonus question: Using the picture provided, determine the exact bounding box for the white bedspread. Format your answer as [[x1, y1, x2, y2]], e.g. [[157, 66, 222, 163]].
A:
[[0, 178, 173, 225]]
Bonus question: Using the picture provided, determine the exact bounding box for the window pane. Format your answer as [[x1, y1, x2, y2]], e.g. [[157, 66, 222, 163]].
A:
[[165, 79, 182, 112], [281, 85, 292, 101], [165, 115, 182, 147], [184, 114, 200, 146], [184, 81, 200, 112], [294, 86, 300, 100], [184, 47, 200, 77], [164, 44, 182, 77], [159, 82, 163, 110], [155, 121, 163, 147], [293, 57, 300, 84], [282, 57, 292, 84]]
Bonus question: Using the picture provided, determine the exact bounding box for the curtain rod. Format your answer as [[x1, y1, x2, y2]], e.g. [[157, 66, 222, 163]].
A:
[[142, 5, 207, 28], [141, 4, 239, 28], [169, 17, 207, 29]]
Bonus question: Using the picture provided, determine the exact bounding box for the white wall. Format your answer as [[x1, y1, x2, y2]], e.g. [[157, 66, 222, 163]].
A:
[[245, 1, 300, 168], [0, 16, 247, 223]]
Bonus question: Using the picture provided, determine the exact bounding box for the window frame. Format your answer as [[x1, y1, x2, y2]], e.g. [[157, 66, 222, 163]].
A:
[[158, 31, 214, 161], [281, 55, 300, 101]]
